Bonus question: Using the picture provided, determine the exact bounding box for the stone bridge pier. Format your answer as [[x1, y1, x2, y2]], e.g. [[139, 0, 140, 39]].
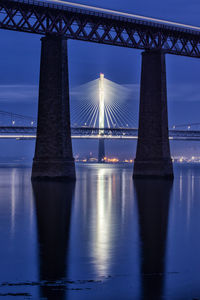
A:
[[133, 50, 173, 179], [32, 35, 75, 180]]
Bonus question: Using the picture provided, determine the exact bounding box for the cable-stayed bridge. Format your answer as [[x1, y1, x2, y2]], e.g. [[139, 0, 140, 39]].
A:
[[0, 74, 198, 137], [0, 75, 199, 144]]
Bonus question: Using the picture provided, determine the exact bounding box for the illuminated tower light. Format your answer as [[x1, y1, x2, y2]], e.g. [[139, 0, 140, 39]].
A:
[[98, 73, 105, 162], [99, 73, 105, 135]]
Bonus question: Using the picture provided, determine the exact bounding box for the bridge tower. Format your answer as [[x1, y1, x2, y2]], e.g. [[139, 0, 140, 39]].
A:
[[32, 36, 75, 180], [98, 73, 105, 162], [133, 50, 173, 178]]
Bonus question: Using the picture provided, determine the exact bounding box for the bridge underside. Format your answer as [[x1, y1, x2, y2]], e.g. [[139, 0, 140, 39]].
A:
[[32, 36, 75, 180], [133, 50, 173, 179]]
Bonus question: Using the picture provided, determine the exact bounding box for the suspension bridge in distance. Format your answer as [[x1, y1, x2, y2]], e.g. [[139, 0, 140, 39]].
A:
[[2, 0, 200, 178]]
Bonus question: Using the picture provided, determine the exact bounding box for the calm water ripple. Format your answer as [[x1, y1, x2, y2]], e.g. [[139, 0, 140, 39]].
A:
[[0, 163, 200, 299]]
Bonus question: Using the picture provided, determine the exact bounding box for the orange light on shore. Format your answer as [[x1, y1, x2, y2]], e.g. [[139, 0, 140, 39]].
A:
[[124, 159, 134, 163], [103, 157, 119, 163]]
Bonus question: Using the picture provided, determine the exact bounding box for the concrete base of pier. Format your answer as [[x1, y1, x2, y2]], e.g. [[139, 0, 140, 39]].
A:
[[32, 36, 75, 180], [133, 50, 173, 179]]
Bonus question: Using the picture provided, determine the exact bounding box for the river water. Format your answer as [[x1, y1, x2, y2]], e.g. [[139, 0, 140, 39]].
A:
[[0, 163, 199, 299]]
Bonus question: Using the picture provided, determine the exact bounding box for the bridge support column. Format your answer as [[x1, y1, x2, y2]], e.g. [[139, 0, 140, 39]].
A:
[[32, 35, 75, 180], [133, 50, 173, 179], [98, 138, 105, 162]]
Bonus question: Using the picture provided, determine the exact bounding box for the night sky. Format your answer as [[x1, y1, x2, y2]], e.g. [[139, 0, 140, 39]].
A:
[[1, 0, 200, 160]]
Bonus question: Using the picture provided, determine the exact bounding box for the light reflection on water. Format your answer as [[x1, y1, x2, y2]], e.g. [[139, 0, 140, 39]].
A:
[[0, 164, 200, 299]]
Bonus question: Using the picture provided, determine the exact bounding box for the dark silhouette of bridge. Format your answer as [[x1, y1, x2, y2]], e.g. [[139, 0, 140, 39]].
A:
[[1, 0, 200, 57], [1, 0, 200, 179]]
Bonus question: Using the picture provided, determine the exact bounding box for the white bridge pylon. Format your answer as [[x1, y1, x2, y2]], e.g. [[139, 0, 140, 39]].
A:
[[99, 73, 105, 135], [70, 74, 138, 129]]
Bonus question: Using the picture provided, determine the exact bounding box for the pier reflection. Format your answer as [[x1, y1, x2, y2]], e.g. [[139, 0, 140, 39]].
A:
[[134, 179, 172, 300], [32, 181, 75, 300]]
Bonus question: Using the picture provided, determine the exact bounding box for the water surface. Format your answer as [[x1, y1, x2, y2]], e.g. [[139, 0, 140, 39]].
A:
[[0, 163, 199, 299]]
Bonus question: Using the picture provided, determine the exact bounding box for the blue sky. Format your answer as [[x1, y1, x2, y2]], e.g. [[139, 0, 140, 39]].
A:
[[0, 0, 200, 159], [0, 0, 200, 121]]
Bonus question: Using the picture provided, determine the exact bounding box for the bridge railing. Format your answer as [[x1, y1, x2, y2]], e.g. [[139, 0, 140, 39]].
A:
[[9, 0, 200, 35]]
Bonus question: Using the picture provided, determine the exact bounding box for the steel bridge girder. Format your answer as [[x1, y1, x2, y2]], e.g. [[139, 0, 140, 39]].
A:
[[1, 0, 200, 57]]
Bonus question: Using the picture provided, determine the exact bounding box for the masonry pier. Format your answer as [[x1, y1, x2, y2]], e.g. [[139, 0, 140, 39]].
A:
[[32, 36, 75, 180], [133, 50, 173, 179]]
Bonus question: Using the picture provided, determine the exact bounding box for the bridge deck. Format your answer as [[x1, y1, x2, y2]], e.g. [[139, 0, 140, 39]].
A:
[[1, 127, 200, 140], [11, 0, 200, 34], [1, 0, 200, 57]]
